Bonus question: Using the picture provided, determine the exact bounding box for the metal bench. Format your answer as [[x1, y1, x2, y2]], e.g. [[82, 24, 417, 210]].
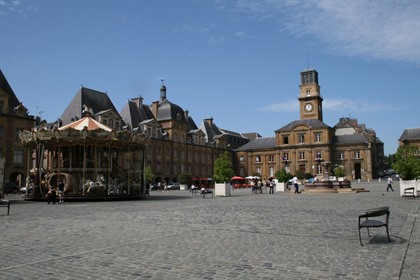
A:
[[358, 206, 390, 246], [403, 187, 416, 197], [0, 199, 11, 215], [201, 189, 214, 199]]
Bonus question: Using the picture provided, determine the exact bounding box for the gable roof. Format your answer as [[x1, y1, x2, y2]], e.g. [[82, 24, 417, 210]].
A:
[[398, 128, 420, 141], [120, 99, 154, 129], [275, 119, 331, 132], [0, 69, 29, 117], [60, 86, 121, 125]]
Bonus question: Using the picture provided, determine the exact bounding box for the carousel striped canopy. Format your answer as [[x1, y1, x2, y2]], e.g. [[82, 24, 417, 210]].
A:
[[58, 117, 112, 132]]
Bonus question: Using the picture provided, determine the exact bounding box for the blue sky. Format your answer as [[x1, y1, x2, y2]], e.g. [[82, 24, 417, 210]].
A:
[[1, 0, 419, 155]]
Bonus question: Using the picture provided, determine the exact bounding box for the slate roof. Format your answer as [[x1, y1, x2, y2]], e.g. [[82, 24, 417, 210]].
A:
[[198, 120, 223, 143], [275, 119, 331, 132], [60, 87, 121, 125], [154, 99, 186, 122], [120, 99, 154, 129], [333, 134, 369, 145], [398, 128, 420, 141], [242, 132, 261, 140], [235, 137, 276, 151], [0, 69, 27, 117]]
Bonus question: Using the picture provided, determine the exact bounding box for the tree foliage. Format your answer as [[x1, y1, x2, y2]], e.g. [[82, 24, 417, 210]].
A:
[[275, 168, 293, 183], [213, 151, 234, 183], [334, 165, 346, 178], [392, 146, 420, 180], [179, 172, 192, 185], [144, 166, 154, 184]]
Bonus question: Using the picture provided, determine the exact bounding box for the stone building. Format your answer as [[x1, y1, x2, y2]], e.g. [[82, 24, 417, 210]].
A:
[[0, 69, 35, 195], [398, 128, 420, 152], [58, 81, 249, 186], [234, 69, 384, 181]]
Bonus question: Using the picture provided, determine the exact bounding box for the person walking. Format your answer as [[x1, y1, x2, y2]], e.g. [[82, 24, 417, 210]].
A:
[[58, 180, 65, 204], [386, 176, 394, 192], [293, 175, 299, 194]]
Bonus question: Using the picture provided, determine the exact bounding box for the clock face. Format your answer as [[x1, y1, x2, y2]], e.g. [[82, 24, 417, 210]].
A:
[[305, 104, 313, 112]]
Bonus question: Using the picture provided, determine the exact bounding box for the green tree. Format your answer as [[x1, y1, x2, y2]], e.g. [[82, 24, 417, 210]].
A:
[[213, 151, 234, 183], [144, 166, 154, 184], [275, 168, 293, 183], [296, 169, 305, 180], [334, 165, 346, 178], [392, 146, 420, 180], [179, 172, 192, 185]]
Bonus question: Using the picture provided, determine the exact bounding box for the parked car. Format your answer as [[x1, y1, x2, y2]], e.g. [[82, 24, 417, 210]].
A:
[[167, 183, 180, 190], [20, 185, 33, 194]]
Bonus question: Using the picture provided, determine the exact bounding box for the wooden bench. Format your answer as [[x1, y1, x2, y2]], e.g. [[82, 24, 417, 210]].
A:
[[0, 199, 11, 215], [358, 206, 390, 246]]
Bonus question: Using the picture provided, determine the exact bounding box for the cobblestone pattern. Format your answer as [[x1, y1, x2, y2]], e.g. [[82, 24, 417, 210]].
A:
[[0, 181, 419, 279]]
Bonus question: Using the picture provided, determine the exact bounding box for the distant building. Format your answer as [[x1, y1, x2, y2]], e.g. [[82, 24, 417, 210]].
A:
[[58, 81, 248, 186], [398, 128, 420, 155], [0, 69, 35, 193], [234, 69, 384, 180]]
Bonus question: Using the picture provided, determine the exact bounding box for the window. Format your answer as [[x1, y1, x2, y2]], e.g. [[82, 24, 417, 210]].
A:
[[355, 151, 361, 159], [283, 153, 289, 161], [299, 152, 305, 160], [338, 152, 345, 160], [256, 167, 261, 174], [255, 155, 261, 163], [0, 100, 4, 114], [315, 151, 322, 160], [306, 89, 311, 96], [315, 133, 321, 142], [239, 156, 244, 162], [283, 136, 289, 144], [269, 166, 274, 177], [15, 128, 21, 141], [316, 164, 323, 175], [299, 164, 306, 172], [269, 155, 274, 163], [299, 134, 305, 144], [14, 149, 23, 164]]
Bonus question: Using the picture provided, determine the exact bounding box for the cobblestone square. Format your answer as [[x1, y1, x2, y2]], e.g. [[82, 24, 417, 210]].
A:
[[1, 181, 419, 279]]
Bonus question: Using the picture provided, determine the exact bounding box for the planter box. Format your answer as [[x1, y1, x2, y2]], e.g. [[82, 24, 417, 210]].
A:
[[215, 183, 231, 197], [400, 180, 419, 197], [180, 184, 188, 191]]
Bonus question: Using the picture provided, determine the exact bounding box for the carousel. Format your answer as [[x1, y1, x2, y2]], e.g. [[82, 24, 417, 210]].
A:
[[19, 112, 148, 201]]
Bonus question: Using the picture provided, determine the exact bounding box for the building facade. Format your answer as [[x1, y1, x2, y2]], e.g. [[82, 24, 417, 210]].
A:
[[234, 69, 384, 181], [0, 70, 35, 195]]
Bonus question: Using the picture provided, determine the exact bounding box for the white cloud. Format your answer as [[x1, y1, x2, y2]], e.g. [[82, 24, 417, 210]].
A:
[[235, 0, 420, 64]]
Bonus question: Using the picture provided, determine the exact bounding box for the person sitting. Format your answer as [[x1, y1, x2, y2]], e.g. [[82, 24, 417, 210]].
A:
[[47, 188, 57, 204]]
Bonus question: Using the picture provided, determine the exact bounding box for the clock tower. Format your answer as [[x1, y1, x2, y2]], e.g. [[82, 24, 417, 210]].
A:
[[298, 69, 323, 121]]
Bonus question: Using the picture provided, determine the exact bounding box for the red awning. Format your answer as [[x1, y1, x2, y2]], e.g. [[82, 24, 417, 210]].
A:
[[231, 176, 245, 180]]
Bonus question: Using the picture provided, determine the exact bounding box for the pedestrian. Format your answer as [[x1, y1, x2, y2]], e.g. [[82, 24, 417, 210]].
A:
[[386, 176, 394, 192], [269, 179, 275, 194], [257, 179, 263, 194], [293, 175, 299, 194], [250, 179, 256, 194], [47, 187, 57, 204], [58, 180, 65, 204], [163, 180, 167, 192]]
